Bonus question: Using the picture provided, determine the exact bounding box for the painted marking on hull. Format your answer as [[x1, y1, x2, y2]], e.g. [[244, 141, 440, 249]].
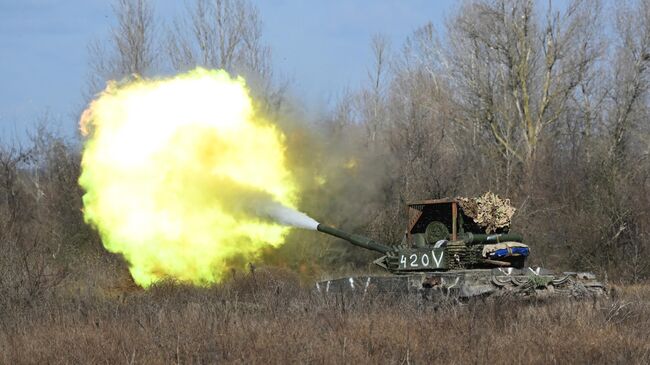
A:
[[432, 250, 444, 268], [529, 267, 541, 276], [445, 277, 460, 289]]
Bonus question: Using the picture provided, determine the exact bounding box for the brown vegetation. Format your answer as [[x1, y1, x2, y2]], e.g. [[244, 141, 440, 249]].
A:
[[1, 269, 650, 364]]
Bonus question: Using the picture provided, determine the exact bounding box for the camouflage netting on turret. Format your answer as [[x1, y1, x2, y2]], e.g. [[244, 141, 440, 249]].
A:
[[457, 192, 516, 233]]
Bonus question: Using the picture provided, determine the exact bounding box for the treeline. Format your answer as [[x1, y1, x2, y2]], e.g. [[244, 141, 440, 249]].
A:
[[1, 0, 649, 308], [301, 0, 650, 282]]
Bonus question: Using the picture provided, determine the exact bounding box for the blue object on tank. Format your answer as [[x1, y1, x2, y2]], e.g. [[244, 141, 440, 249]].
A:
[[488, 247, 529, 259]]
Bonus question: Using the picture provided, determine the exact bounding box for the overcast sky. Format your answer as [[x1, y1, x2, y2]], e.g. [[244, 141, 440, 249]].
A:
[[0, 0, 457, 138]]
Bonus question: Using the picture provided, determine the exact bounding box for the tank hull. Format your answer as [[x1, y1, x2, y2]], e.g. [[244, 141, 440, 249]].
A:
[[315, 267, 606, 300]]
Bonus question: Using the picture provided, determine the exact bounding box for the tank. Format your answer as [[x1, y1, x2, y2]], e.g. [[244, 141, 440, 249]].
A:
[[314, 197, 606, 300]]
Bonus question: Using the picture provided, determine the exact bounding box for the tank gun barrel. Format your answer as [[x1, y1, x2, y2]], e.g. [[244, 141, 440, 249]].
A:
[[317, 224, 393, 254]]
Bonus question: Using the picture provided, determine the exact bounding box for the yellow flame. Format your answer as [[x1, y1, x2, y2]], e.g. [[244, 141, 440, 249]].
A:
[[79, 68, 297, 287]]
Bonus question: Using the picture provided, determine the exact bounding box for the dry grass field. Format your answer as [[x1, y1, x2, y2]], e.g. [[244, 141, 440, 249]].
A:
[[1, 269, 649, 364]]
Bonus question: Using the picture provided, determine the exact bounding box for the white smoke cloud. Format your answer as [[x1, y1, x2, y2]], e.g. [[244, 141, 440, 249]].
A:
[[257, 201, 319, 230]]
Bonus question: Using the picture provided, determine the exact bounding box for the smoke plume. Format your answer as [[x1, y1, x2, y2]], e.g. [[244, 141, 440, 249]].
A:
[[258, 201, 319, 230]]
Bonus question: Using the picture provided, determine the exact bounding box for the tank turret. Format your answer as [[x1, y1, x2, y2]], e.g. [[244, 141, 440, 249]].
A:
[[316, 223, 528, 272]]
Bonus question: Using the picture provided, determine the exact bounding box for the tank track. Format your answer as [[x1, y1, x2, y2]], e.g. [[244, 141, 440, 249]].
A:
[[315, 267, 606, 300]]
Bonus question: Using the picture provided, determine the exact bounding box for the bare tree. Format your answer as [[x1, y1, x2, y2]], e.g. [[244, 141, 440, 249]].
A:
[[608, 0, 650, 168], [446, 0, 602, 184], [87, 0, 157, 93], [585, 0, 650, 281], [167, 0, 270, 76], [357, 34, 390, 144], [347, 25, 462, 241], [167, 0, 283, 113], [0, 142, 66, 308]]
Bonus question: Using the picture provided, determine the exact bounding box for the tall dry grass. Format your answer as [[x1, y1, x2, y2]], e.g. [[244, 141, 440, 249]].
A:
[[1, 268, 649, 364]]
